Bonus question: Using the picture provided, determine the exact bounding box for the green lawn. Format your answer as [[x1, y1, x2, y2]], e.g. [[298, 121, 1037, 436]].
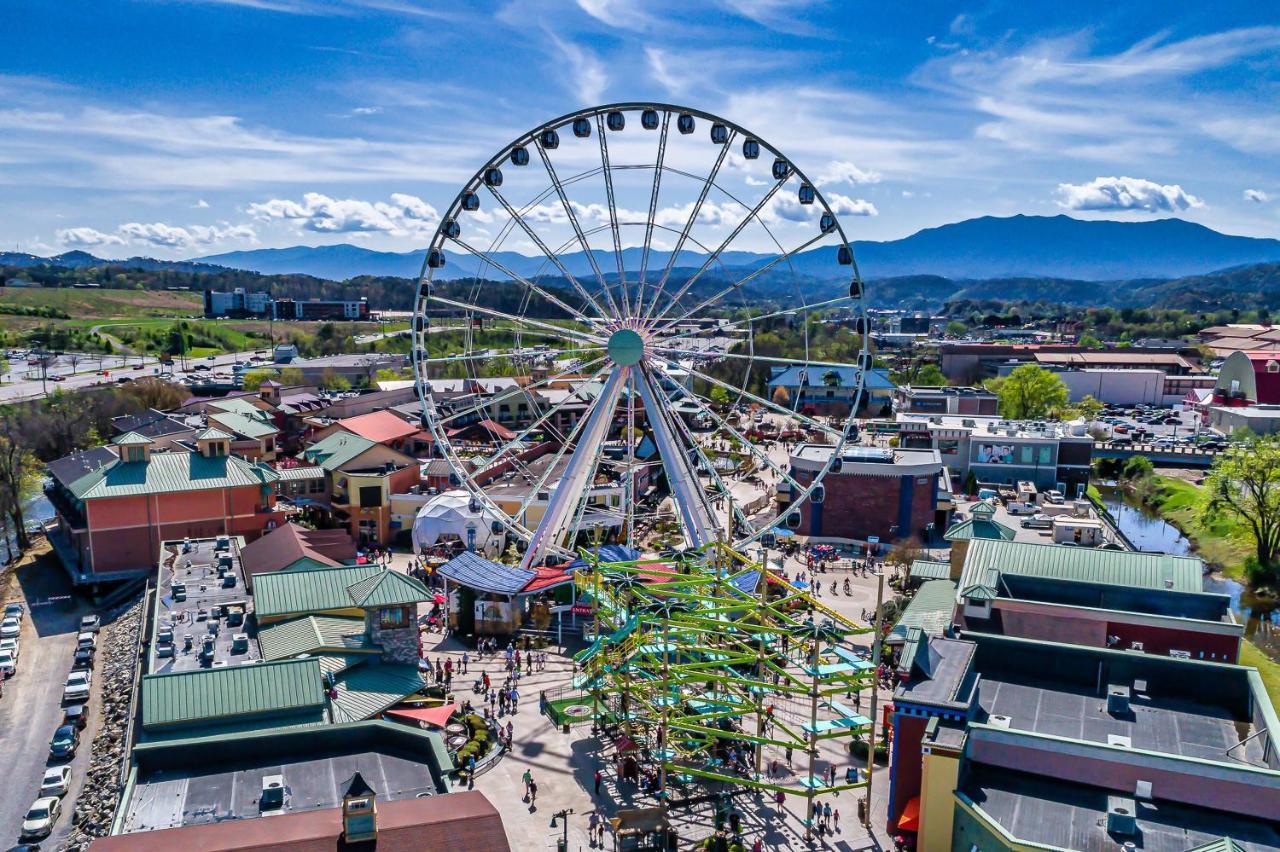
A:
[[1142, 476, 1253, 580], [1241, 640, 1280, 709]]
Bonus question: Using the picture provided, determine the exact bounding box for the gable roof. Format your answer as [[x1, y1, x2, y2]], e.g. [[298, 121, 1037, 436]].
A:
[[336, 410, 419, 444], [196, 426, 233, 441], [253, 564, 382, 618], [909, 559, 952, 581], [111, 409, 194, 440], [241, 522, 350, 578], [209, 409, 279, 440], [114, 431, 154, 447], [959, 538, 1203, 595], [889, 579, 957, 643], [303, 431, 379, 472], [209, 395, 271, 417], [330, 662, 426, 724], [944, 516, 1016, 542], [437, 551, 535, 595], [345, 569, 432, 608], [48, 446, 118, 491], [71, 451, 279, 500], [257, 614, 375, 660], [141, 658, 325, 729]]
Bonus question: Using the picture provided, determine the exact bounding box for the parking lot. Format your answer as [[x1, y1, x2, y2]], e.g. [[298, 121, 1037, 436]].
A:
[[0, 549, 103, 848], [1090, 405, 1221, 447]]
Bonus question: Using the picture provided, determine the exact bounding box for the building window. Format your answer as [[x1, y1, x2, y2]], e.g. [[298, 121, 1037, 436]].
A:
[[1268, 360, 1280, 374], [379, 606, 407, 629]]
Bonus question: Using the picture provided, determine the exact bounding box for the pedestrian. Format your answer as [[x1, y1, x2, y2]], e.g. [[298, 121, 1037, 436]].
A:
[[823, 802, 832, 830], [444, 658, 453, 678], [834, 808, 840, 832], [529, 780, 537, 806], [785, 746, 792, 767], [506, 720, 514, 743], [589, 812, 600, 846], [522, 768, 533, 798], [483, 671, 491, 691], [489, 689, 497, 712], [461, 651, 469, 674], [594, 768, 603, 795]]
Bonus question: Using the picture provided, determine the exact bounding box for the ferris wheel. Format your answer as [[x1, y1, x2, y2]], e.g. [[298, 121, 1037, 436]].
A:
[[413, 103, 869, 569]]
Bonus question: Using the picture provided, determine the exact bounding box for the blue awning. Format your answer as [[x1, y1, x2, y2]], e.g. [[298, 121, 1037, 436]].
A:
[[731, 570, 761, 594], [769, 527, 795, 538], [437, 551, 534, 595], [569, 544, 641, 571]]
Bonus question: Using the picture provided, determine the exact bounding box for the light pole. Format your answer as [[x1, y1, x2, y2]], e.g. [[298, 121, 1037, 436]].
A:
[[549, 808, 573, 852]]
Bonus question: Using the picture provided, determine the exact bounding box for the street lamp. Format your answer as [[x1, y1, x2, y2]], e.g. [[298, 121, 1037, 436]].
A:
[[549, 808, 574, 852]]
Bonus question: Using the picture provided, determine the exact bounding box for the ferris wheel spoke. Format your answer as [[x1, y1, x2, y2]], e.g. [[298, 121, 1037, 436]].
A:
[[634, 111, 671, 319], [436, 355, 606, 426], [533, 141, 624, 320], [417, 344, 604, 366], [426, 294, 602, 344], [479, 187, 613, 322], [449, 233, 598, 325], [472, 359, 613, 470], [655, 297, 855, 347], [645, 177, 787, 327], [634, 365, 719, 550], [652, 354, 845, 439], [650, 347, 866, 373], [595, 113, 631, 318], [654, 230, 832, 333], [519, 366, 629, 569], [641, 128, 738, 324]]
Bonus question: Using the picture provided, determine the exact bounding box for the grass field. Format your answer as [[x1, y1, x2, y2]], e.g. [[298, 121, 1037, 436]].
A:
[[0, 287, 202, 316], [1241, 640, 1280, 709], [1141, 475, 1253, 580]]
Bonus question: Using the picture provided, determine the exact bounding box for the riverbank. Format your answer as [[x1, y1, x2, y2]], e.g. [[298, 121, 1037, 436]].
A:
[[1241, 641, 1280, 708], [1127, 475, 1253, 582]]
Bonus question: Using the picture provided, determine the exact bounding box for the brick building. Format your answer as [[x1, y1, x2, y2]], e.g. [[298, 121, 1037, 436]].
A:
[[781, 445, 944, 543]]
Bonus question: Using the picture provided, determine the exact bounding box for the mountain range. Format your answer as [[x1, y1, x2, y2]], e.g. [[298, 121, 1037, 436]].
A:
[[190, 215, 1280, 283]]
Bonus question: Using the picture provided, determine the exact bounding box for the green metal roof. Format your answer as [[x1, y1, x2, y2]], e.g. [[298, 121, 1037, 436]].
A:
[[303, 431, 378, 472], [71, 450, 280, 500], [960, 538, 1203, 595], [317, 653, 370, 677], [910, 559, 952, 581], [330, 662, 425, 723], [276, 465, 326, 481], [944, 517, 1016, 542], [346, 570, 432, 608], [889, 579, 957, 643], [210, 409, 279, 440], [196, 426, 233, 441], [114, 431, 154, 446], [210, 396, 268, 417], [141, 658, 325, 729], [253, 563, 382, 618], [257, 614, 375, 660]]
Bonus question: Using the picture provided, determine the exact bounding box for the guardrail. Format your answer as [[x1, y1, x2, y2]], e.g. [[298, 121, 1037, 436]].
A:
[[1092, 441, 1220, 467]]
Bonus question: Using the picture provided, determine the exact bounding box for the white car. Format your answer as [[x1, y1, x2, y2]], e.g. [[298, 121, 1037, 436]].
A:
[[0, 636, 19, 660], [63, 670, 91, 703], [40, 766, 72, 797], [3, 602, 23, 621], [21, 796, 61, 840], [80, 614, 101, 633], [0, 617, 19, 639], [0, 649, 15, 677]]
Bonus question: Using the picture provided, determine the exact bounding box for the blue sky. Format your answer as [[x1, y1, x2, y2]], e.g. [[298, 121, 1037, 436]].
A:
[[2, 1, 1278, 259]]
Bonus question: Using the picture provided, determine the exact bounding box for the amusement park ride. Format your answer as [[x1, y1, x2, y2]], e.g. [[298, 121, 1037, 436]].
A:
[[413, 103, 880, 837]]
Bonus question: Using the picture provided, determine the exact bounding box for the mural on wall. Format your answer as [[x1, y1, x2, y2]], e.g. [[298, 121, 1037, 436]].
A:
[[975, 443, 1016, 464]]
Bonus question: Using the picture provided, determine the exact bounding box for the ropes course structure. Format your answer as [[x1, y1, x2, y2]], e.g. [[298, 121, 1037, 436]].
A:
[[570, 543, 884, 839]]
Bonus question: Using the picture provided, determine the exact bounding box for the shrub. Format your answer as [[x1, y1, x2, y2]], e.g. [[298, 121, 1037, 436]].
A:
[[850, 738, 889, 764]]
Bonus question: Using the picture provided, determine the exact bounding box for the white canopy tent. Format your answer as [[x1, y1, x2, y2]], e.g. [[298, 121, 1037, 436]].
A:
[[411, 490, 505, 557]]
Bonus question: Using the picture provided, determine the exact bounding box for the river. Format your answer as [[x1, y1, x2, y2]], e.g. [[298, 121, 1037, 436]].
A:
[[1099, 487, 1280, 663]]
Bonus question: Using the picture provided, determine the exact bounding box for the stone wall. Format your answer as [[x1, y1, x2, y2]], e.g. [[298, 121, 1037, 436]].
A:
[[366, 606, 420, 665]]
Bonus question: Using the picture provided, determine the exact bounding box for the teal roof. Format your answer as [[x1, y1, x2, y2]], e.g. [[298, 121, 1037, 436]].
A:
[[960, 538, 1203, 595], [303, 431, 378, 472], [70, 450, 279, 500], [196, 426, 233, 441], [257, 614, 375, 660], [210, 396, 268, 417], [276, 465, 326, 481], [910, 559, 952, 581], [944, 517, 1016, 542], [253, 564, 382, 618], [889, 580, 957, 643], [141, 658, 325, 729], [210, 409, 279, 440], [114, 431, 154, 446], [346, 569, 432, 608], [330, 662, 425, 723]]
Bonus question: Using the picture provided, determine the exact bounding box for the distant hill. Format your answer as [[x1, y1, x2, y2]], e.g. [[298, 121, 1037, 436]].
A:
[[0, 250, 229, 275], [194, 215, 1280, 283], [1118, 262, 1280, 311]]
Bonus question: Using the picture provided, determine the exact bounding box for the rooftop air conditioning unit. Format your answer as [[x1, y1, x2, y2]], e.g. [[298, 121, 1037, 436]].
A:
[[1107, 734, 1132, 748], [1106, 796, 1138, 836], [1107, 685, 1131, 714], [260, 775, 285, 811], [987, 714, 1012, 729]]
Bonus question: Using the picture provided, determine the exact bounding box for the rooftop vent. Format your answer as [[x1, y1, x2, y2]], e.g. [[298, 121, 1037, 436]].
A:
[[987, 714, 1012, 729], [1106, 795, 1137, 836], [1107, 734, 1132, 748], [1107, 684, 1131, 715], [1134, 780, 1152, 800], [261, 775, 285, 811]]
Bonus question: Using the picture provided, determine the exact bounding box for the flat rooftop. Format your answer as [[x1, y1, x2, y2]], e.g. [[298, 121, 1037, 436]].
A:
[[896, 411, 1089, 440], [152, 537, 258, 674], [122, 743, 442, 834], [977, 669, 1267, 767], [962, 765, 1280, 852]]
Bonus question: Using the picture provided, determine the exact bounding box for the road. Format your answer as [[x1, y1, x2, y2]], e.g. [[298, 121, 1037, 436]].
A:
[[0, 347, 269, 402], [0, 554, 102, 848]]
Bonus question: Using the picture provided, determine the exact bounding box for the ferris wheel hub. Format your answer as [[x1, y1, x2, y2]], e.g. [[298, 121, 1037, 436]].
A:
[[607, 328, 645, 366]]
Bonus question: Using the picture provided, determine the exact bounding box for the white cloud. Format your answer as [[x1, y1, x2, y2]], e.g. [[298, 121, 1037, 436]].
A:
[[543, 30, 607, 104], [1244, 189, 1271, 204], [826, 194, 878, 217], [645, 47, 686, 95], [56, 227, 124, 248], [576, 0, 649, 29], [815, 160, 882, 187], [247, 191, 439, 236], [1055, 176, 1204, 213], [194, 199, 210, 208], [118, 222, 257, 249]]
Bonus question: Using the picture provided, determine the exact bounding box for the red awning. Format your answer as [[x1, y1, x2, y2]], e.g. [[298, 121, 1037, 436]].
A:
[[386, 703, 457, 729], [614, 734, 640, 754], [897, 796, 921, 832]]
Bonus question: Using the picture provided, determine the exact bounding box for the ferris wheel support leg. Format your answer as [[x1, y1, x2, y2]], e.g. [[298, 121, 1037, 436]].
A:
[[519, 367, 629, 570], [634, 365, 718, 551]]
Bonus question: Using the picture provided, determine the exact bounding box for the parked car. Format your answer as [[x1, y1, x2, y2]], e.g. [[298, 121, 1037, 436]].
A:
[[0, 635, 20, 660], [1043, 490, 1064, 504], [72, 646, 94, 670], [1110, 436, 1133, 446], [40, 766, 72, 798], [80, 614, 101, 633], [1112, 425, 1129, 434], [4, 602, 23, 622], [49, 724, 79, 760], [62, 671, 91, 703], [20, 797, 61, 840], [0, 616, 20, 638], [76, 632, 96, 651], [0, 648, 16, 677], [1020, 514, 1054, 530], [63, 704, 87, 730], [1007, 502, 1038, 515]]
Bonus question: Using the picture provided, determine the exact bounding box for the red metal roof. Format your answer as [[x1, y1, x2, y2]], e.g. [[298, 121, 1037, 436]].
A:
[[336, 410, 420, 445], [521, 566, 573, 594]]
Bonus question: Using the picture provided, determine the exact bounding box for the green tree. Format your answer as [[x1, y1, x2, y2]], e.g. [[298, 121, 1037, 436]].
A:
[[0, 423, 41, 551], [278, 367, 304, 386], [944, 320, 967, 338], [1075, 394, 1104, 422], [241, 369, 273, 391], [1121, 455, 1154, 481], [709, 385, 731, 406], [1204, 436, 1280, 582], [771, 385, 790, 406], [989, 365, 1068, 420], [319, 369, 351, 392], [1077, 333, 1103, 349]]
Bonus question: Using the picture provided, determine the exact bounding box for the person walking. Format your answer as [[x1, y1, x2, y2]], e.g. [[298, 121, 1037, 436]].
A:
[[594, 768, 603, 795], [461, 651, 469, 674], [833, 808, 841, 832], [506, 720, 514, 744], [589, 812, 600, 847], [522, 768, 533, 799], [511, 686, 520, 713], [528, 779, 538, 807]]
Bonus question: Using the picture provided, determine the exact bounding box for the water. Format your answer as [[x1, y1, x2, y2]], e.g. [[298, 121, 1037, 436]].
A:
[[2, 488, 54, 561], [1099, 487, 1280, 662]]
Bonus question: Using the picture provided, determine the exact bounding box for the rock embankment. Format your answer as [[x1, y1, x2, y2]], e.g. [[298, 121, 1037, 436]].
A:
[[60, 596, 144, 851]]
